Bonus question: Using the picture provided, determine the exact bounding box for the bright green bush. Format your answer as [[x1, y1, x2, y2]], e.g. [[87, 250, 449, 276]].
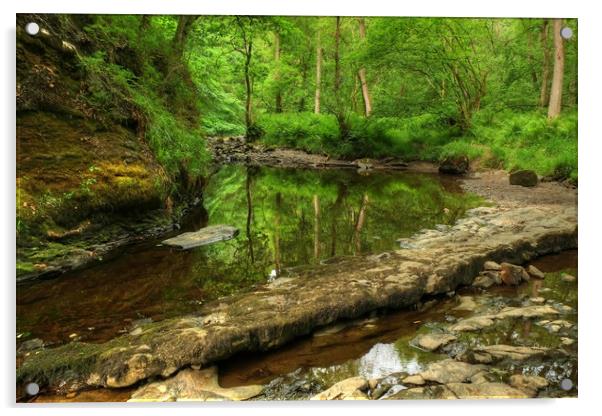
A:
[[469, 110, 577, 181], [256, 112, 341, 155]]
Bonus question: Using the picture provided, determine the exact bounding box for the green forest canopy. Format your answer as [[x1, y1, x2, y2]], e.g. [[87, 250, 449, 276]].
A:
[[69, 15, 579, 181]]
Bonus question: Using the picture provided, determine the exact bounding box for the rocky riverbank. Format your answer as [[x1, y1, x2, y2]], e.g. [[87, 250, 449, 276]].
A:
[[18, 200, 577, 397], [207, 136, 409, 171]]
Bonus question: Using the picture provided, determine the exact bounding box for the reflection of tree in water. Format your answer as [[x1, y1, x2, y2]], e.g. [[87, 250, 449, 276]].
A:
[[200, 165, 483, 295]]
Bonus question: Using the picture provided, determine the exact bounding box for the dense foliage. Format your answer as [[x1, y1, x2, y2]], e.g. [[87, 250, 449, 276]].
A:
[[24, 15, 580, 182]]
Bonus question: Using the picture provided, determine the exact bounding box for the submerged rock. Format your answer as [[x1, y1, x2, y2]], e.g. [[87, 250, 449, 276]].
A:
[[561, 273, 576, 283], [453, 296, 478, 312], [310, 377, 368, 400], [162, 225, 239, 249], [128, 367, 262, 402], [509, 170, 538, 187]]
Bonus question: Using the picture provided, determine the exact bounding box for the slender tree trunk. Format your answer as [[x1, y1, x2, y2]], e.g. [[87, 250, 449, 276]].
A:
[[353, 194, 369, 255], [274, 31, 282, 113], [314, 32, 322, 114], [273, 192, 282, 276], [334, 17, 342, 98], [313, 195, 320, 262], [245, 168, 254, 263], [244, 40, 253, 134], [330, 184, 346, 257], [298, 59, 309, 111], [539, 19, 551, 107], [548, 19, 565, 119], [357, 18, 372, 116]]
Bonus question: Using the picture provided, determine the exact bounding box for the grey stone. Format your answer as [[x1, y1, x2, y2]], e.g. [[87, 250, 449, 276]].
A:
[[162, 225, 239, 249]]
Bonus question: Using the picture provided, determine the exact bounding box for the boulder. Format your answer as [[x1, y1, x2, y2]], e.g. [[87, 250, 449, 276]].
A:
[[472, 274, 495, 289], [500, 263, 529, 285], [310, 377, 368, 400], [128, 367, 263, 402], [438, 156, 469, 175], [527, 265, 545, 279], [483, 261, 502, 271], [445, 382, 531, 399], [509, 170, 538, 187], [402, 375, 426, 385], [509, 374, 548, 397], [418, 359, 488, 384]]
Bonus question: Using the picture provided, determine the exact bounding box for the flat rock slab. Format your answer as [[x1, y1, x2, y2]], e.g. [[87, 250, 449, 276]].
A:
[[448, 305, 561, 332], [162, 225, 239, 249], [18, 204, 577, 393], [310, 377, 368, 400], [128, 367, 262, 402]]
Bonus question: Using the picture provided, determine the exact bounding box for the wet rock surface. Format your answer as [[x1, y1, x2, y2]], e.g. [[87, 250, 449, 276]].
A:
[[161, 225, 239, 249], [128, 367, 263, 402], [18, 202, 576, 394]]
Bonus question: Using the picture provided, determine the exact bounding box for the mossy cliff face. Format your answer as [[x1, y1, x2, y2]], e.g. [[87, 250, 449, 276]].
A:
[[17, 204, 577, 393], [16, 15, 201, 279]]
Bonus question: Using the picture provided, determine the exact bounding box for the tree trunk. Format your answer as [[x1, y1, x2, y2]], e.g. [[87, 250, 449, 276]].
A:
[[244, 40, 253, 135], [539, 19, 551, 107], [273, 192, 282, 276], [313, 195, 320, 262], [274, 31, 282, 113], [334, 17, 341, 98], [357, 18, 372, 116], [245, 168, 254, 263], [314, 32, 322, 114], [298, 58, 309, 111], [139, 15, 151, 33], [173, 16, 198, 58], [353, 194, 369, 255], [548, 19, 565, 119]]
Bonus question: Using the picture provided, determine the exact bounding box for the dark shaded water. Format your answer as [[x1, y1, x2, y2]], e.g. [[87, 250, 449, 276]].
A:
[[17, 166, 482, 346], [30, 250, 577, 402]]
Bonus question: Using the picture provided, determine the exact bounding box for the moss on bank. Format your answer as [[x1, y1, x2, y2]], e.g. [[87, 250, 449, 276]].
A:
[[16, 14, 211, 276]]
